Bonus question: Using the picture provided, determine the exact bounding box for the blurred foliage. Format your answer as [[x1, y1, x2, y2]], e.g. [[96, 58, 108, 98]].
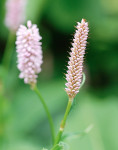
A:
[[1, 79, 118, 150], [0, 0, 118, 149]]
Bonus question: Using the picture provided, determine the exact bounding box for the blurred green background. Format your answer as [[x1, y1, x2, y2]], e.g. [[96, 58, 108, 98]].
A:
[[0, 0, 118, 149]]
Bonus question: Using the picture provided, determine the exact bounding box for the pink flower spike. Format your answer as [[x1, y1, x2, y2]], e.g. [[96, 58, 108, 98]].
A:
[[65, 19, 89, 98], [5, 0, 27, 31], [16, 20, 43, 86]]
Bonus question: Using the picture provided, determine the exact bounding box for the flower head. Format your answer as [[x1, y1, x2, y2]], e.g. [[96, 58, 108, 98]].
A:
[[65, 19, 89, 98], [5, 0, 27, 31], [16, 20, 43, 86]]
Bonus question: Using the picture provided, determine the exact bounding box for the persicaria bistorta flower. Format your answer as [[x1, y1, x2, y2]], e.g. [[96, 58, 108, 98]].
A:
[[5, 0, 27, 31], [65, 19, 89, 98], [16, 20, 43, 86]]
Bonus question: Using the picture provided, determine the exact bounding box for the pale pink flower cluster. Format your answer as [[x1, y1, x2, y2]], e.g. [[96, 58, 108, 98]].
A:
[[16, 21, 43, 85], [5, 0, 27, 31], [65, 19, 89, 98]]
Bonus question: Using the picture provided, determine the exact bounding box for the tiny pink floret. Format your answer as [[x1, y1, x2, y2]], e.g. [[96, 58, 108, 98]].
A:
[[65, 19, 89, 98], [16, 20, 43, 85]]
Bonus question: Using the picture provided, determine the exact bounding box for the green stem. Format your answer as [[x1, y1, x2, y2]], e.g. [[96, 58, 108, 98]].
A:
[[2, 31, 15, 71], [33, 85, 55, 144], [51, 97, 73, 149]]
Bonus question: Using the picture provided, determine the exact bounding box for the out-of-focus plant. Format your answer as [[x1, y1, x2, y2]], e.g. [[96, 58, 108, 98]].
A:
[[2, 0, 27, 71]]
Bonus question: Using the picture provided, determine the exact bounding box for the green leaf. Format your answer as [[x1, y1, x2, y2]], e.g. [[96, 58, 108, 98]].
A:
[[42, 148, 48, 150], [58, 142, 69, 150], [51, 145, 62, 150], [52, 142, 69, 150], [62, 124, 94, 141]]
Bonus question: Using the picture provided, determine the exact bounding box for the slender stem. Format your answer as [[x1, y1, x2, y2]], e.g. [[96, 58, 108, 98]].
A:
[[2, 30, 15, 71], [51, 97, 73, 149], [33, 85, 55, 144]]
